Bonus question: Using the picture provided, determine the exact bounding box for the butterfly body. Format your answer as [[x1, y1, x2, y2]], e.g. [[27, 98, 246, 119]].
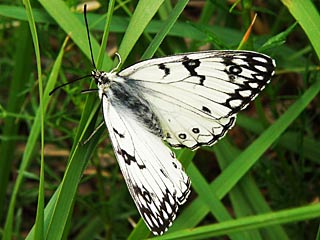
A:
[[90, 50, 275, 235], [94, 70, 163, 137]]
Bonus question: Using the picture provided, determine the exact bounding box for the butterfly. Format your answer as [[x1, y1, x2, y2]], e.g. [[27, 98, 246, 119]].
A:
[[51, 5, 276, 236], [92, 50, 275, 235]]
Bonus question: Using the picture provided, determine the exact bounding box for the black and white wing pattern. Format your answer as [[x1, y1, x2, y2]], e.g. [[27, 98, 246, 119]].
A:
[[118, 50, 276, 149], [101, 92, 190, 235], [93, 50, 275, 235]]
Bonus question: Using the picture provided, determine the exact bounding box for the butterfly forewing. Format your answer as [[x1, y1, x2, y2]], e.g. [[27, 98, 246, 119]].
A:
[[118, 50, 276, 149]]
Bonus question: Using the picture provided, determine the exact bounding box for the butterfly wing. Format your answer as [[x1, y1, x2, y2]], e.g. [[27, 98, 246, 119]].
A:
[[101, 95, 190, 235], [119, 50, 276, 149]]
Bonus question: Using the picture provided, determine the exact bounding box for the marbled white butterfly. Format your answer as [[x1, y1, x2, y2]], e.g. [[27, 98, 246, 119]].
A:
[[52, 5, 276, 236], [93, 49, 275, 235]]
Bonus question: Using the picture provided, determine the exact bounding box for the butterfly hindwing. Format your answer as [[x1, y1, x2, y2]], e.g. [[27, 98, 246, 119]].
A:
[[101, 94, 190, 235], [118, 50, 276, 149]]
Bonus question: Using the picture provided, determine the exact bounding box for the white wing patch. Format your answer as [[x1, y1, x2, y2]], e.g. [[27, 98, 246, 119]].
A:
[[102, 95, 190, 235]]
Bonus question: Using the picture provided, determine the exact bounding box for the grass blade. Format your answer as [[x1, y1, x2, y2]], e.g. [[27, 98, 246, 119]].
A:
[[281, 0, 320, 58], [117, 0, 165, 62], [21, 1, 45, 239]]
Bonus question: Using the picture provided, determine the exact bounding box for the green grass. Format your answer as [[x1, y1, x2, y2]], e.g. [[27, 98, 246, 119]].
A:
[[0, 0, 320, 239]]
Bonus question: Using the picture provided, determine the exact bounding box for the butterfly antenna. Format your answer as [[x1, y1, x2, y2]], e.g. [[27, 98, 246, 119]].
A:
[[49, 74, 92, 95], [110, 53, 122, 74], [49, 5, 97, 96], [84, 4, 97, 70]]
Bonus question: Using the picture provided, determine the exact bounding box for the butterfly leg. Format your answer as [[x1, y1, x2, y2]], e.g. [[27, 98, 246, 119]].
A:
[[82, 121, 105, 145]]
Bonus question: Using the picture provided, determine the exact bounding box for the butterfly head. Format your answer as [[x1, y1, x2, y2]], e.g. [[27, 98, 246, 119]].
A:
[[91, 70, 117, 87]]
